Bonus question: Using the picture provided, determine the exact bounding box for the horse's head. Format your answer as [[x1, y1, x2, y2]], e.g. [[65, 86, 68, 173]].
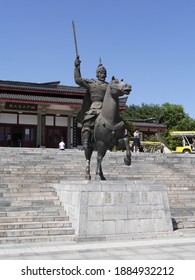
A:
[[109, 76, 132, 97]]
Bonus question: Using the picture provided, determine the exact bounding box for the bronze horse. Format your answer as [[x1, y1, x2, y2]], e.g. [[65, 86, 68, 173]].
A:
[[84, 77, 132, 180]]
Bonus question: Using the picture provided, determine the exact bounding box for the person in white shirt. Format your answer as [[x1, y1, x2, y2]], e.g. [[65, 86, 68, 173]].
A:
[[59, 138, 65, 150], [133, 130, 140, 152]]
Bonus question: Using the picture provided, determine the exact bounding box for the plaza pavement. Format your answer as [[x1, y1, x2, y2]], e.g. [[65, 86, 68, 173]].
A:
[[0, 234, 195, 260]]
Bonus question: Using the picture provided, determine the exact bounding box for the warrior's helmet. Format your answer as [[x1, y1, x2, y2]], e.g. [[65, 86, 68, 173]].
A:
[[96, 63, 107, 78]]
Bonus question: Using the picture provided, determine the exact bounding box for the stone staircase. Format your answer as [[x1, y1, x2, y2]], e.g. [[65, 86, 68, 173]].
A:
[[0, 182, 75, 244], [0, 148, 78, 244], [0, 147, 195, 243]]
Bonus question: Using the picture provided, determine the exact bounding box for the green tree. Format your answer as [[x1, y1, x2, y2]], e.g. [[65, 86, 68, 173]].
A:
[[160, 103, 187, 130], [121, 103, 163, 120]]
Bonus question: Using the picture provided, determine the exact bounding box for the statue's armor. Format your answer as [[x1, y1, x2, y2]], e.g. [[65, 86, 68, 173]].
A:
[[74, 66, 108, 125], [88, 80, 107, 102], [74, 65, 108, 146], [82, 80, 107, 130]]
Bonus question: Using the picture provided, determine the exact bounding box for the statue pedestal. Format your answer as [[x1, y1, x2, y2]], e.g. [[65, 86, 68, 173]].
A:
[[54, 180, 173, 241]]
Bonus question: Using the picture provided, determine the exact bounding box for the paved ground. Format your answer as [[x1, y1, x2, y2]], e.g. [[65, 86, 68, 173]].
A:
[[0, 234, 195, 260]]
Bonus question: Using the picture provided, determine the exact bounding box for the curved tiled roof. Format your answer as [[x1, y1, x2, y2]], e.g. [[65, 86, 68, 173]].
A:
[[132, 121, 166, 128], [0, 80, 86, 95], [0, 92, 82, 105]]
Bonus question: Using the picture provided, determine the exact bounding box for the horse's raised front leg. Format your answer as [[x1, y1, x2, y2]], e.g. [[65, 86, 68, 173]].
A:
[[124, 137, 131, 166], [84, 147, 94, 180], [118, 137, 131, 166]]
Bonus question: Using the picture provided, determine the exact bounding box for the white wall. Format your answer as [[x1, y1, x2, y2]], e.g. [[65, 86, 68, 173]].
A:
[[55, 116, 68, 127], [0, 113, 17, 124], [19, 114, 37, 125], [46, 116, 54, 126]]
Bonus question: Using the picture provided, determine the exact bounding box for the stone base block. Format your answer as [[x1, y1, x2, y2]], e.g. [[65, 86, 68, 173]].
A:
[[54, 180, 173, 238]]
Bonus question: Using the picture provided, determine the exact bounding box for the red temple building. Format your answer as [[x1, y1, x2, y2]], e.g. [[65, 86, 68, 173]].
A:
[[0, 80, 86, 148]]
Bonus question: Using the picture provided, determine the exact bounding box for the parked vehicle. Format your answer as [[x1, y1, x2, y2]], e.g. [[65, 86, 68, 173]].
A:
[[170, 131, 195, 153]]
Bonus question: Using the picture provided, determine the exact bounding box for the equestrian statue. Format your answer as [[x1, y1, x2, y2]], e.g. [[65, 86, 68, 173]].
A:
[[72, 21, 132, 180], [74, 57, 132, 180]]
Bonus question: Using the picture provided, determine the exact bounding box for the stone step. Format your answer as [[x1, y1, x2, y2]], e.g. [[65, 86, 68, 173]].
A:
[[1, 173, 193, 180], [0, 227, 75, 238], [168, 190, 195, 194], [170, 193, 195, 197], [0, 209, 65, 218], [0, 195, 60, 201], [2, 174, 183, 181], [167, 187, 195, 191], [0, 185, 56, 191], [169, 199, 195, 203], [1, 201, 62, 209], [171, 209, 195, 217], [0, 234, 74, 244], [0, 162, 193, 170], [0, 215, 68, 223], [174, 222, 195, 230], [0, 221, 72, 230], [1, 192, 58, 197], [170, 202, 195, 208], [0, 208, 65, 218], [173, 216, 195, 222]]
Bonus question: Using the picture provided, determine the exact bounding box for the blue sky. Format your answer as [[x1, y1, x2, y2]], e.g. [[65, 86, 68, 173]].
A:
[[1, 0, 195, 118]]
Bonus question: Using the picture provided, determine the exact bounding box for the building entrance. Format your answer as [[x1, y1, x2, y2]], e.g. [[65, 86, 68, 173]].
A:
[[0, 125, 37, 147], [12, 126, 23, 147]]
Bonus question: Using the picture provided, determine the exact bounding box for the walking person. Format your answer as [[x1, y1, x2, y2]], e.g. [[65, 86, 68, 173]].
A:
[[6, 132, 11, 147]]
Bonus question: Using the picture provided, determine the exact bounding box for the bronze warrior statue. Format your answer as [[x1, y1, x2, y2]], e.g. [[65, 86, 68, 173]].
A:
[[74, 57, 108, 150]]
